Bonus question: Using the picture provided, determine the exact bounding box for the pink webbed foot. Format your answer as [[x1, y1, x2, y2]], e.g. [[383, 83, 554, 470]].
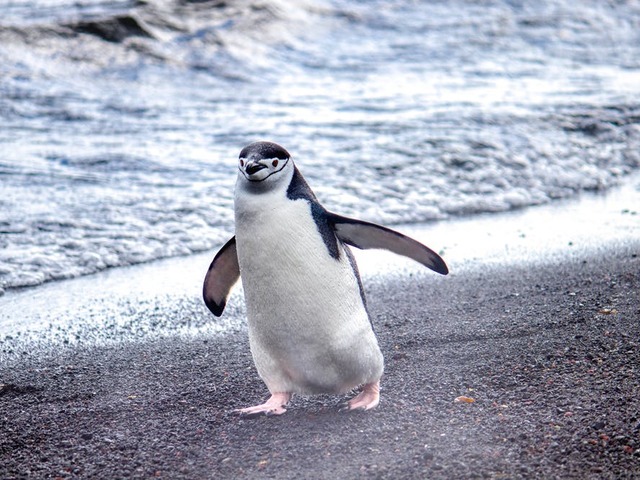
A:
[[234, 392, 292, 418], [345, 381, 380, 412]]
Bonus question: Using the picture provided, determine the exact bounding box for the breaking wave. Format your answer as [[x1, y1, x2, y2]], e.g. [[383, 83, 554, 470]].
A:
[[1, 0, 640, 291]]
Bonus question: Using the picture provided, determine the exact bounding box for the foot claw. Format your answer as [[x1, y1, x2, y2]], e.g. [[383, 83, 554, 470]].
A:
[[234, 392, 291, 418], [344, 381, 380, 412]]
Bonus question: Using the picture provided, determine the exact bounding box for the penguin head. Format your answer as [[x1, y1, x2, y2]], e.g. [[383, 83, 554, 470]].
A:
[[237, 141, 292, 187]]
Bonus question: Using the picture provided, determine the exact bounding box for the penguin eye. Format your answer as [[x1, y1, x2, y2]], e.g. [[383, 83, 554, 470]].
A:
[[272, 159, 278, 167], [240, 159, 244, 167]]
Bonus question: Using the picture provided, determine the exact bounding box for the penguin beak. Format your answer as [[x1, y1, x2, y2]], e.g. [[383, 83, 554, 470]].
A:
[[245, 161, 267, 176]]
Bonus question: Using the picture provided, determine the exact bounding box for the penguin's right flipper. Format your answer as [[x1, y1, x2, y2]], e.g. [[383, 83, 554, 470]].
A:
[[203, 236, 240, 317]]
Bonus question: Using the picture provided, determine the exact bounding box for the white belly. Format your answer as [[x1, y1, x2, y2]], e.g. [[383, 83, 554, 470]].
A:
[[235, 193, 383, 395]]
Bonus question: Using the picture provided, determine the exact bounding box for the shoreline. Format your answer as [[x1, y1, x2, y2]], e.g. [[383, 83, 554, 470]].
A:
[[1, 173, 639, 343], [1, 181, 639, 478]]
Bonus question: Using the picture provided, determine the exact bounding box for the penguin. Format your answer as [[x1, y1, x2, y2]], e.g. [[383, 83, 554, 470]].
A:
[[203, 141, 448, 417]]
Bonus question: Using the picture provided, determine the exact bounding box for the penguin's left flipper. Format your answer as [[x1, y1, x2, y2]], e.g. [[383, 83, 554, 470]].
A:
[[203, 236, 240, 317], [327, 213, 449, 275]]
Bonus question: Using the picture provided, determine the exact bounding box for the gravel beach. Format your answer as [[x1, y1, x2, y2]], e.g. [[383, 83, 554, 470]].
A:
[[1, 227, 639, 478]]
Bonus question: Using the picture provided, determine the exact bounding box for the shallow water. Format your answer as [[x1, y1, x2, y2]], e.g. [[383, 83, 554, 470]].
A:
[[1, 0, 640, 291]]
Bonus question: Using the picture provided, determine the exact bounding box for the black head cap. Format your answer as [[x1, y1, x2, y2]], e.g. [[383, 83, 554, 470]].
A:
[[239, 141, 290, 161]]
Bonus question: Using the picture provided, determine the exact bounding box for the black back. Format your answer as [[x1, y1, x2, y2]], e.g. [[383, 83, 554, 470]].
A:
[[286, 166, 340, 261]]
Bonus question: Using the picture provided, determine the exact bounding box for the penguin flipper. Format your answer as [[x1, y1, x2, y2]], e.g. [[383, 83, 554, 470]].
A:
[[327, 213, 449, 275], [203, 236, 240, 317]]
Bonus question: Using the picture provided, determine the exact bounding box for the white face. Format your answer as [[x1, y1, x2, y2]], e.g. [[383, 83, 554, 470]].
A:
[[236, 142, 293, 189], [238, 155, 290, 183]]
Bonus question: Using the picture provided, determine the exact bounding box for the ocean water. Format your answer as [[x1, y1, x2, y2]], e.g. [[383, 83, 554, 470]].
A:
[[1, 0, 639, 292]]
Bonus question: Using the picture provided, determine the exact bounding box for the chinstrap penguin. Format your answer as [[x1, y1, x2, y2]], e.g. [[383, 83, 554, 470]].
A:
[[203, 141, 448, 417]]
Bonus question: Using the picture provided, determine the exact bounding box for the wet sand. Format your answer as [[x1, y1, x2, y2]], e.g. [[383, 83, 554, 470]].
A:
[[1, 245, 639, 478]]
